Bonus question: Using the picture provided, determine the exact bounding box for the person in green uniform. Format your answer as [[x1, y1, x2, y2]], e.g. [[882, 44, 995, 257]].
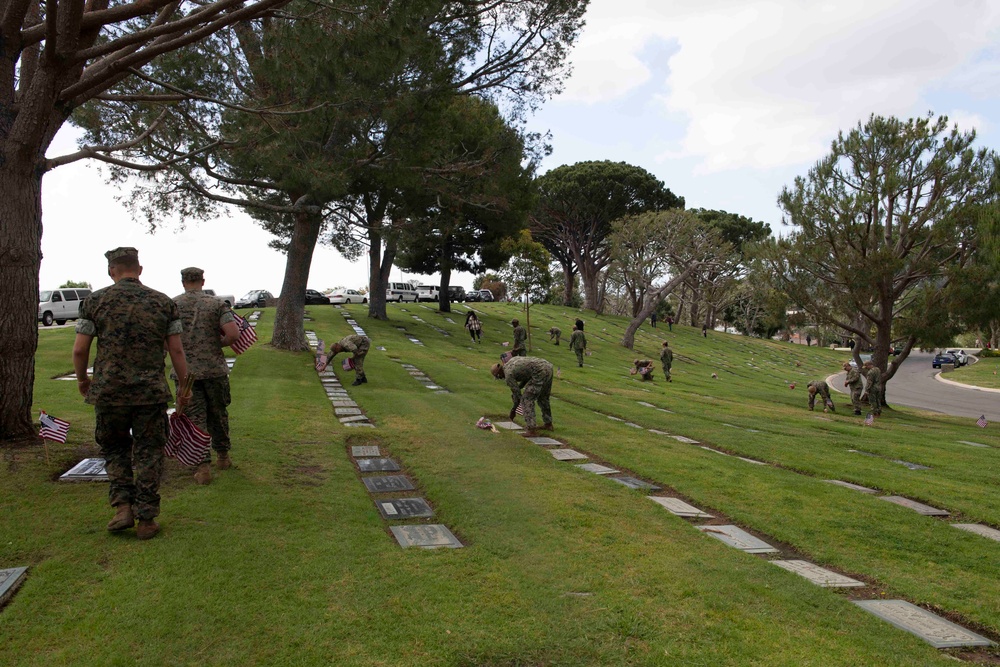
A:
[[174, 267, 241, 485], [569, 324, 587, 367], [660, 341, 673, 382], [806, 380, 835, 412], [72, 247, 190, 540], [548, 326, 561, 345], [491, 356, 554, 432], [843, 361, 864, 415], [862, 360, 883, 416], [511, 319, 527, 356], [319, 335, 371, 385]]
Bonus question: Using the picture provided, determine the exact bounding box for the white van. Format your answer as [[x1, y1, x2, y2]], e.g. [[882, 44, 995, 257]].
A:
[[417, 285, 440, 302], [38, 288, 92, 326], [385, 282, 419, 303]]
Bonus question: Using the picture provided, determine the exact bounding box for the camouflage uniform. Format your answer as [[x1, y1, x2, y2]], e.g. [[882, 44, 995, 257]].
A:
[[569, 328, 587, 366], [504, 356, 554, 429], [548, 327, 561, 345], [844, 367, 864, 413], [511, 323, 527, 356], [865, 366, 883, 416], [807, 380, 834, 411], [634, 359, 654, 381], [173, 283, 235, 463], [77, 276, 183, 521], [660, 345, 674, 381], [338, 335, 370, 379]]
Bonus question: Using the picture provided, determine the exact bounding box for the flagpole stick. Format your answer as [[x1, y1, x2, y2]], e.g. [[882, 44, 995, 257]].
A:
[[42, 437, 50, 465]]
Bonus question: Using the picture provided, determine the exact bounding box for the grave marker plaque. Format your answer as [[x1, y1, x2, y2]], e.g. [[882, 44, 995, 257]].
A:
[[526, 437, 562, 446], [575, 463, 619, 475], [738, 457, 767, 465], [671, 436, 699, 444], [647, 497, 712, 518], [952, 523, 1000, 542], [771, 560, 864, 588], [390, 524, 463, 549], [362, 475, 414, 493], [957, 440, 989, 448], [351, 446, 380, 458], [376, 497, 434, 519], [609, 476, 660, 491], [331, 401, 358, 408], [696, 525, 778, 553], [345, 422, 375, 428], [880, 496, 949, 516], [549, 449, 587, 461], [648, 429, 670, 435], [0, 567, 28, 607], [59, 458, 108, 482], [494, 421, 522, 430], [824, 480, 878, 494], [854, 600, 993, 648], [892, 459, 931, 470], [340, 416, 370, 424], [335, 408, 362, 416], [357, 457, 399, 472]]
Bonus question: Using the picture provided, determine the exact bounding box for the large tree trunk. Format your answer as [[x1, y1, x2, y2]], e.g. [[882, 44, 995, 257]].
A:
[[579, 259, 602, 312], [438, 266, 452, 313], [367, 229, 398, 321], [0, 166, 42, 443], [620, 264, 700, 349], [271, 212, 320, 350], [561, 261, 575, 305]]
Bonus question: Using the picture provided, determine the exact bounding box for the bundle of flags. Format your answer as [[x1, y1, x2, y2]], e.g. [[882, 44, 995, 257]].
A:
[[166, 413, 212, 466], [342, 357, 355, 371], [977, 414, 988, 428], [500, 351, 513, 364], [39, 411, 70, 443], [231, 311, 257, 355]]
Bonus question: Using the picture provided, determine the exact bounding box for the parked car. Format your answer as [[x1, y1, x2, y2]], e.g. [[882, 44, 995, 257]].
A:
[[417, 285, 440, 302], [447, 285, 466, 302], [304, 289, 330, 305], [932, 353, 956, 369], [847, 354, 872, 369], [203, 289, 235, 308], [329, 289, 368, 305], [385, 282, 419, 302], [464, 289, 481, 302], [235, 290, 273, 308], [946, 349, 968, 366], [477, 289, 494, 302], [38, 287, 92, 326]]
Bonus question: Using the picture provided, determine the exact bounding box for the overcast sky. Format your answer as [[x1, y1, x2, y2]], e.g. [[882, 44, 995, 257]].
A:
[[39, 0, 1000, 299]]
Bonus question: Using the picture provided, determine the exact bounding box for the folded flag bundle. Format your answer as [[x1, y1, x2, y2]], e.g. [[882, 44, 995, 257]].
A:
[[166, 413, 211, 466], [231, 311, 257, 355], [39, 411, 70, 443]]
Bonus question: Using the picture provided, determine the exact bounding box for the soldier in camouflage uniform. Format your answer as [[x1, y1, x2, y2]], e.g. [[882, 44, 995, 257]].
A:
[[491, 356, 554, 432], [548, 326, 562, 345], [660, 341, 673, 382], [569, 324, 587, 366], [72, 247, 190, 541], [806, 380, 835, 412], [321, 334, 371, 385], [174, 267, 241, 484], [632, 359, 655, 380], [511, 319, 527, 356], [862, 360, 883, 416], [843, 362, 864, 415]]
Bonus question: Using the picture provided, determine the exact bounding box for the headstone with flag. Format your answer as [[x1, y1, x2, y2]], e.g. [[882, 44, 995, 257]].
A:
[[231, 311, 257, 355], [977, 414, 988, 428], [39, 411, 70, 443]]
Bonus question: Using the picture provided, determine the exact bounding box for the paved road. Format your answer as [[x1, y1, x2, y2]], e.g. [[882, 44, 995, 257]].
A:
[[829, 351, 999, 420]]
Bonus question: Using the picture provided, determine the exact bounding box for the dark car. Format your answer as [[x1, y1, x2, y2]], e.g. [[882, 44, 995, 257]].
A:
[[932, 353, 956, 369], [463, 288, 481, 302], [305, 289, 330, 305], [235, 289, 273, 308], [447, 286, 466, 302]]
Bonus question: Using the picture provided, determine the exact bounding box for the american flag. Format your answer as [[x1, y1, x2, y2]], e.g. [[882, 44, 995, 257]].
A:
[[39, 411, 70, 443], [864, 412, 875, 426], [342, 357, 355, 371], [515, 403, 524, 416], [977, 414, 988, 428], [231, 311, 257, 355], [500, 352, 513, 364], [166, 413, 212, 466]]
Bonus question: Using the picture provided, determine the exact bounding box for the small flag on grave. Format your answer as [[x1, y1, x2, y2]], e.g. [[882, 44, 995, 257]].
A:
[[39, 411, 70, 443], [864, 412, 875, 426], [500, 351, 513, 364], [516, 403, 524, 416], [231, 311, 257, 355], [342, 357, 355, 371], [166, 413, 212, 466], [977, 414, 988, 428]]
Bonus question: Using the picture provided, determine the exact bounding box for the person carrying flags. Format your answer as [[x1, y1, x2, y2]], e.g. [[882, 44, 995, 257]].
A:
[[319, 335, 371, 386], [806, 379, 836, 412], [73, 247, 190, 541], [173, 267, 242, 484], [491, 356, 554, 434]]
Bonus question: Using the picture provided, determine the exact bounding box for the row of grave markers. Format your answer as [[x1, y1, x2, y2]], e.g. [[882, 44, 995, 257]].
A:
[[395, 362, 449, 393], [536, 396, 998, 649]]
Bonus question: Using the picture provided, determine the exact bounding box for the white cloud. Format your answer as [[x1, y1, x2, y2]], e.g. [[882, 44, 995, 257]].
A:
[[561, 0, 1000, 171]]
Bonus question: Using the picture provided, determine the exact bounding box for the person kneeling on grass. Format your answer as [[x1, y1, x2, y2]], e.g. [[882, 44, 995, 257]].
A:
[[631, 359, 655, 381], [317, 334, 370, 386], [491, 356, 553, 434], [807, 380, 835, 412]]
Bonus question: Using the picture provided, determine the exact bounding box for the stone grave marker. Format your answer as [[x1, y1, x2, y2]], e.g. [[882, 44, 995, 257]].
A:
[[362, 475, 415, 493], [606, 416, 624, 422], [853, 600, 993, 648], [648, 429, 670, 435], [340, 416, 370, 424], [357, 458, 399, 472], [609, 476, 660, 491], [575, 463, 618, 475], [351, 446, 380, 458], [952, 523, 1000, 542], [637, 401, 655, 408], [494, 421, 522, 430], [0, 567, 28, 607], [390, 524, 463, 549], [59, 458, 108, 482], [647, 497, 712, 518], [335, 408, 362, 416], [549, 449, 587, 461], [892, 460, 931, 470], [738, 457, 767, 465], [670, 436, 699, 444], [376, 497, 434, 519], [696, 525, 778, 553], [879, 496, 949, 516], [346, 422, 375, 428], [824, 480, 878, 494], [526, 436, 562, 446], [624, 422, 643, 429], [957, 440, 990, 448], [701, 446, 730, 456], [331, 401, 358, 408], [771, 560, 864, 587]]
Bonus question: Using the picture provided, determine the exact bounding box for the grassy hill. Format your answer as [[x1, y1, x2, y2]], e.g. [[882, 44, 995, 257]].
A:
[[2, 303, 998, 665]]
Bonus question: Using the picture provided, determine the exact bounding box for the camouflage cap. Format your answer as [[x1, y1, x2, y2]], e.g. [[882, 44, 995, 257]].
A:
[[181, 266, 205, 282], [511, 319, 519, 326], [105, 247, 138, 262]]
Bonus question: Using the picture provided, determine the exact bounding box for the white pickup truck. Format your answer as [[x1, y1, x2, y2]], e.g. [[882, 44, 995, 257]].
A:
[[204, 289, 236, 308]]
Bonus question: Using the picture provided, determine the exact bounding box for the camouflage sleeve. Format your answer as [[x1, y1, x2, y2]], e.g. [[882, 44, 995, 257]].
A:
[[219, 305, 235, 326], [167, 299, 183, 336], [76, 294, 96, 336], [506, 376, 522, 406]]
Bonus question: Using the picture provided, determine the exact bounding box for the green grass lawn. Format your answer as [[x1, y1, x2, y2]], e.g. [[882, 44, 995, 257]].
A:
[[2, 304, 998, 665], [948, 355, 1000, 389]]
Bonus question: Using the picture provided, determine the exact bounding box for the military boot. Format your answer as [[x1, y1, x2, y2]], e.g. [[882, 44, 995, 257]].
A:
[[194, 462, 212, 485], [107, 504, 135, 532], [217, 451, 232, 470], [540, 423, 554, 431], [352, 378, 364, 386], [136, 520, 160, 540]]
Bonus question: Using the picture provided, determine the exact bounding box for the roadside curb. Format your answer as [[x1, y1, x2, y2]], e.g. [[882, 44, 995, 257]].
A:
[[933, 371, 1000, 394]]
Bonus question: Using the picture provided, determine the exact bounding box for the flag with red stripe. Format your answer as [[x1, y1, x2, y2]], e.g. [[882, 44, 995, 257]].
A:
[[977, 414, 988, 428], [39, 411, 70, 443], [231, 311, 257, 355], [166, 413, 212, 466]]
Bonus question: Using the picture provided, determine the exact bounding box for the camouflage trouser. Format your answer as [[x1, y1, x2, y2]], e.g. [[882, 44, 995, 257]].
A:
[[94, 403, 168, 520], [850, 386, 863, 412], [519, 373, 553, 429], [808, 385, 833, 410], [662, 364, 672, 381], [869, 387, 882, 415], [550, 333, 560, 344], [574, 349, 584, 365], [511, 347, 526, 357], [352, 340, 370, 379], [175, 376, 231, 462]]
